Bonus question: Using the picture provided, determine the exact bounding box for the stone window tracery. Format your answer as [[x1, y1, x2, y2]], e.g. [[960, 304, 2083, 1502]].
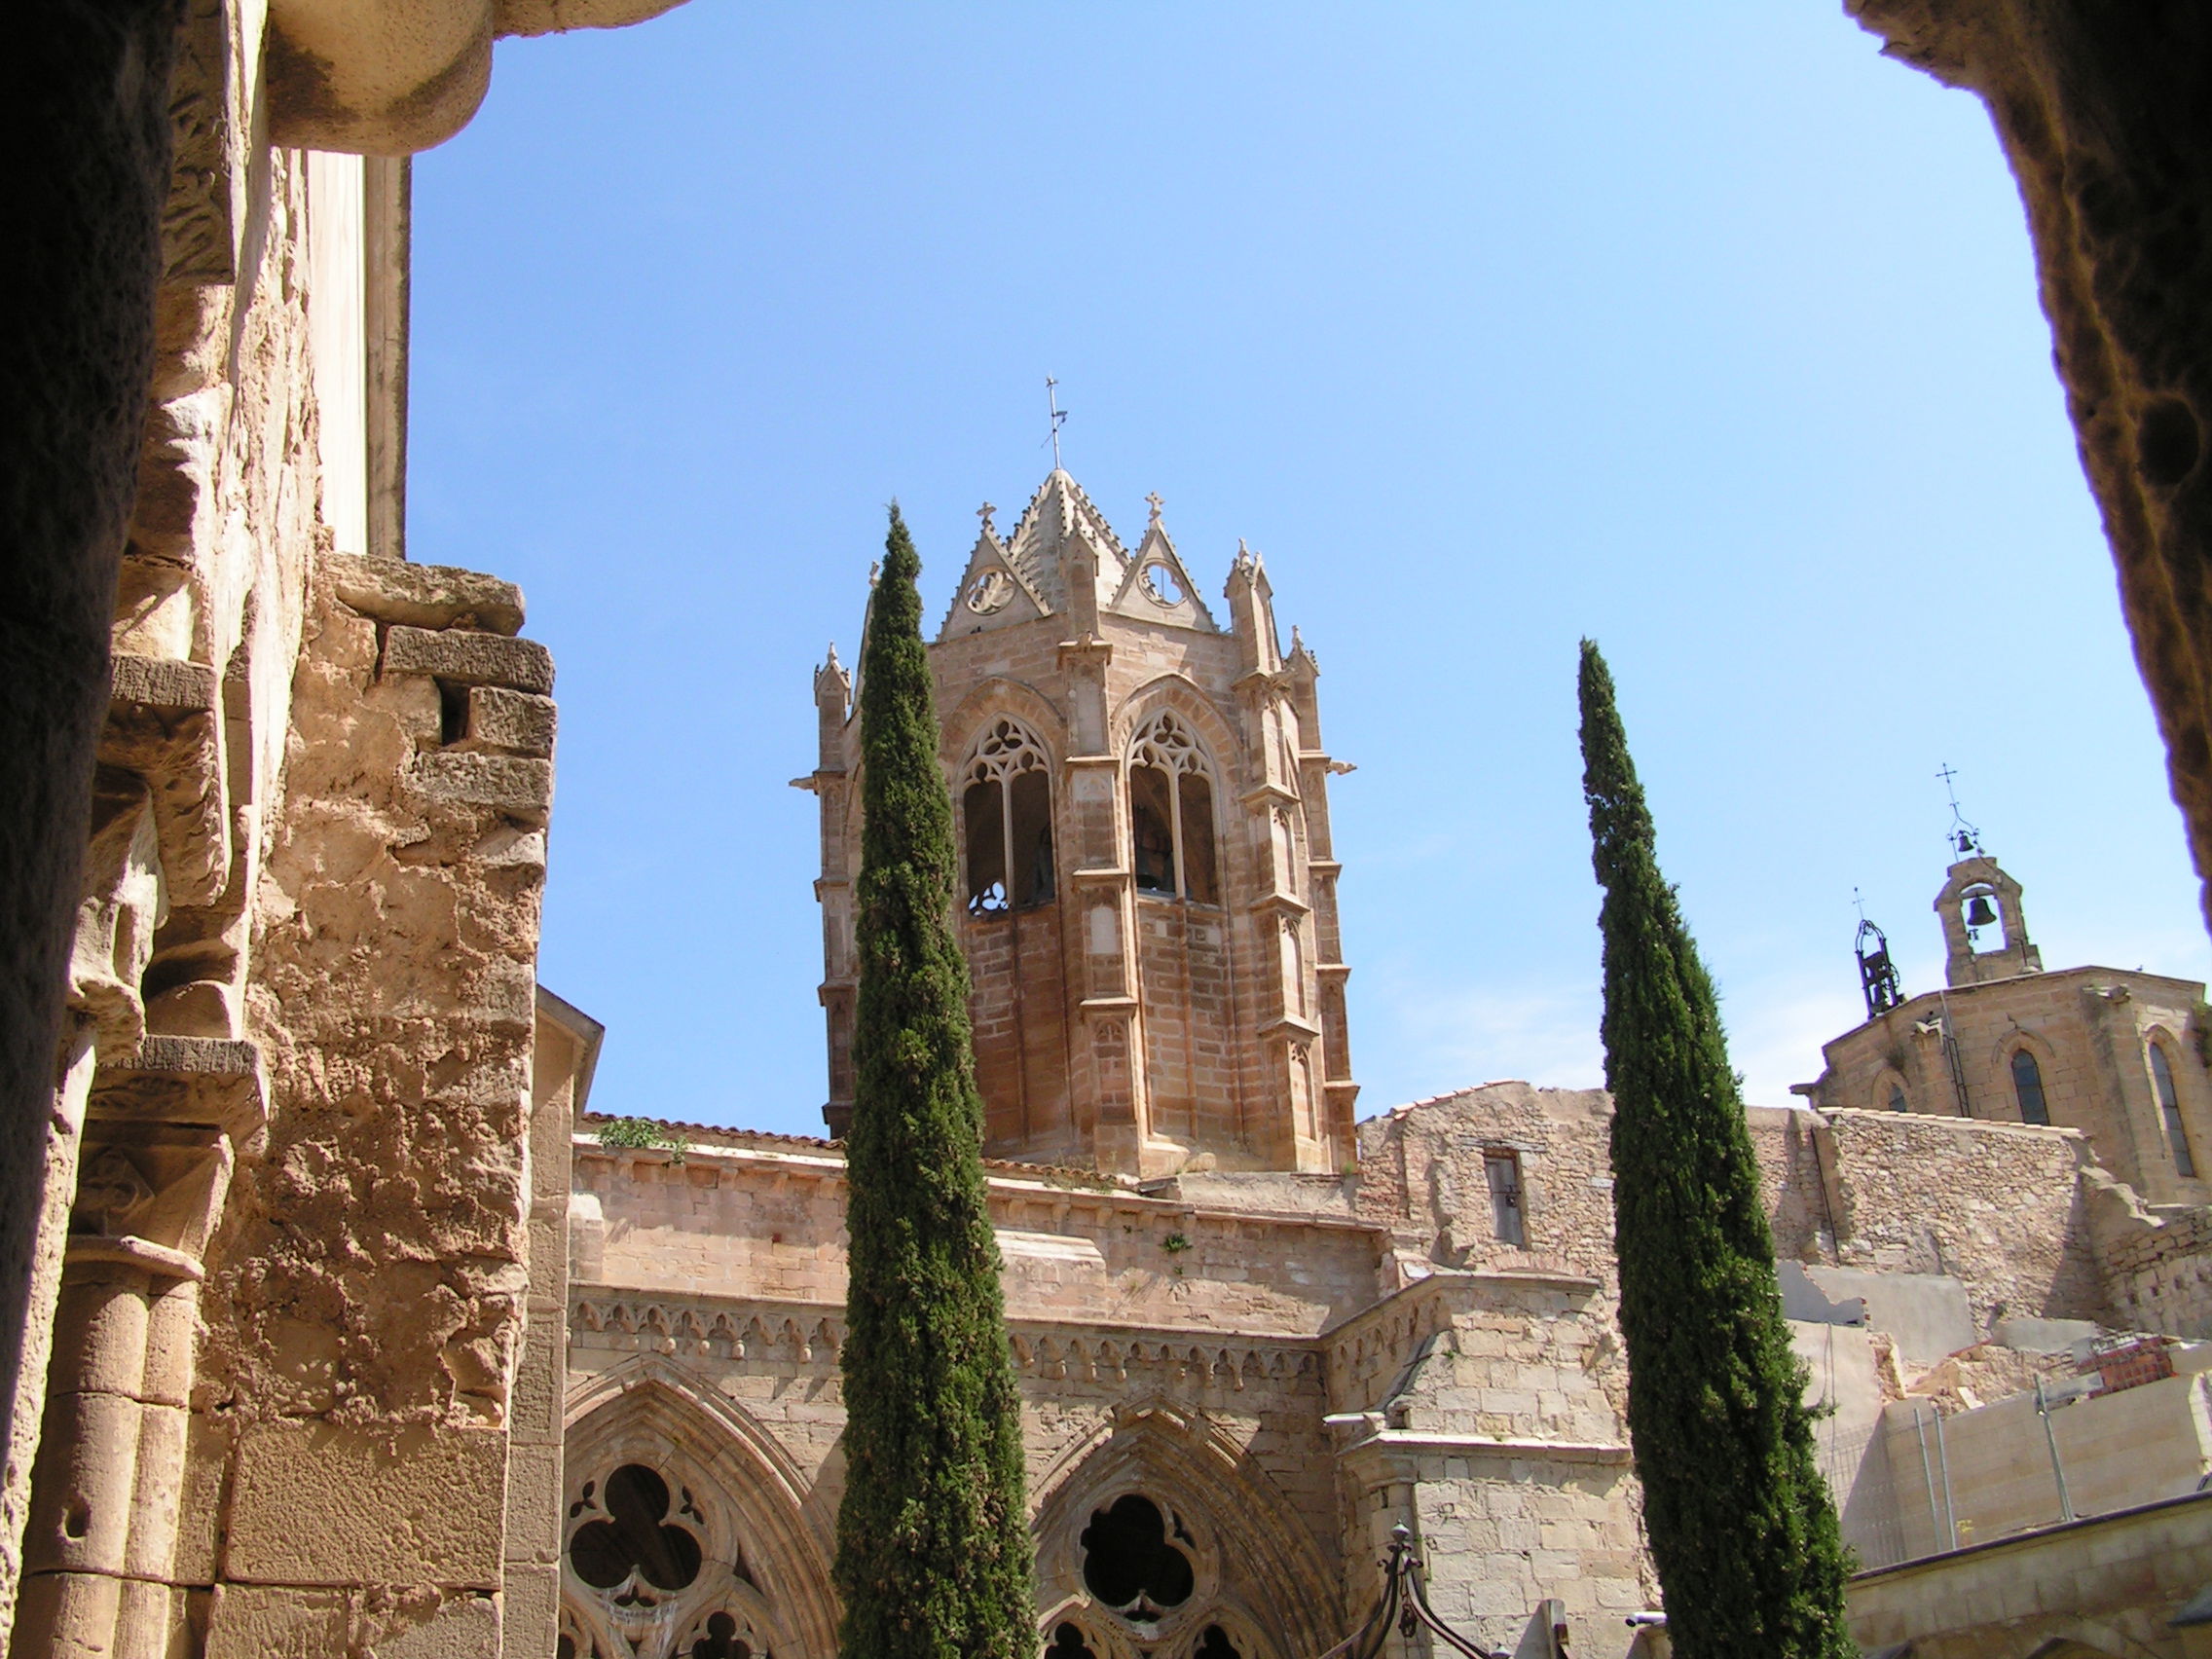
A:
[[1128, 714, 1218, 904], [1045, 1622, 1102, 1659], [963, 718, 1055, 916], [569, 1463, 705, 1595], [1194, 1628, 1245, 1659], [563, 1453, 788, 1659], [2011, 1048, 2050, 1125], [2150, 1039, 2197, 1177]]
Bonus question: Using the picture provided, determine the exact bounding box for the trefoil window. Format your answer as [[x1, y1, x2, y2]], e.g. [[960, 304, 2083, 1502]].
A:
[[963, 719, 1054, 917], [1128, 713, 1219, 903]]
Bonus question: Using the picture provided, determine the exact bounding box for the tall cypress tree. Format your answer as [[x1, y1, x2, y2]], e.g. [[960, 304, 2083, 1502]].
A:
[[1577, 640, 1853, 1659], [834, 505, 1035, 1659]]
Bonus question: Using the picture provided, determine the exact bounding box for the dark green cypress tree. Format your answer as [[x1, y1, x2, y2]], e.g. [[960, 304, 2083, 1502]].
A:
[[833, 505, 1035, 1659], [1577, 640, 1853, 1659]]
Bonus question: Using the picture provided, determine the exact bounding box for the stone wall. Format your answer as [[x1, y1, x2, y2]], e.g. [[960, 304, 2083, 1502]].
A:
[[2085, 1169, 2212, 1340], [1750, 1107, 2110, 1334], [1846, 1490, 2212, 1659]]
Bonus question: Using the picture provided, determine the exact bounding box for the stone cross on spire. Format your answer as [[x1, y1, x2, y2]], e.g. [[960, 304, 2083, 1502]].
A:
[[977, 501, 996, 535], [1145, 492, 1163, 524]]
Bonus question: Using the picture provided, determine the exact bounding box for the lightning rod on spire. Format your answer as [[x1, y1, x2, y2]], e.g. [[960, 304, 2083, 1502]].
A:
[[1045, 377, 1068, 470]]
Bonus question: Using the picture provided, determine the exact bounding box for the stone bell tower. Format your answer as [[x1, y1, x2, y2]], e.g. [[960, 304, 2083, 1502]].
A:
[[1936, 851, 2043, 986], [801, 471, 1358, 1176]]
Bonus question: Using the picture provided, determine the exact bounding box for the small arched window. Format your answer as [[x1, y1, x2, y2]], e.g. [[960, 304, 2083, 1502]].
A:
[[2011, 1048, 2049, 1125], [1127, 713, 1219, 904], [1887, 1084, 1908, 1115], [2150, 1041, 2197, 1178], [962, 719, 1054, 917]]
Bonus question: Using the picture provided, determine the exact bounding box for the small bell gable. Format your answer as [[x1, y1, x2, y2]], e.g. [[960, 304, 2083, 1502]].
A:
[[1936, 853, 2043, 985]]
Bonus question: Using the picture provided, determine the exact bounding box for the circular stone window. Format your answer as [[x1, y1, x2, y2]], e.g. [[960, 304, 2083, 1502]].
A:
[[1139, 563, 1187, 607], [965, 570, 1015, 614]]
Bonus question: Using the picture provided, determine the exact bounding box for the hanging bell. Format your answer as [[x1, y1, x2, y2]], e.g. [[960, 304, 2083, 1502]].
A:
[[1966, 894, 1998, 929]]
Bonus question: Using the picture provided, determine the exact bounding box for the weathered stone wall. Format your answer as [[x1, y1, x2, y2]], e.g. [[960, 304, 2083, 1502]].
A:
[[166, 553, 557, 1656], [1746, 1107, 2109, 1333], [1355, 1083, 1620, 1284], [2084, 1168, 2212, 1340]]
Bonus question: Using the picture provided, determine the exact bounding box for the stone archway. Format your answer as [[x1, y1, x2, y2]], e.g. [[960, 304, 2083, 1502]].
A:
[[563, 1361, 839, 1659], [1031, 1401, 1337, 1659]]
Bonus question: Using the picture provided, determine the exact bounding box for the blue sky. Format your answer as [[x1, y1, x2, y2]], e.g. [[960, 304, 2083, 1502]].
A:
[[409, 3, 2204, 1134]]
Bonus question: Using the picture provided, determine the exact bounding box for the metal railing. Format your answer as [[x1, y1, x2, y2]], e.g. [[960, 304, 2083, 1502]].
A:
[[1318, 1525, 1498, 1659]]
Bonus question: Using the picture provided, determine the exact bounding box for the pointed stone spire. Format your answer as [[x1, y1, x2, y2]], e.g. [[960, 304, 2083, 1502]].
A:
[[1224, 538, 1279, 677]]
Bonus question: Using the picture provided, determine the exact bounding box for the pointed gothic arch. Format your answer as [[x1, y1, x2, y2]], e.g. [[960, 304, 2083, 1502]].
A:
[[954, 714, 1058, 915], [563, 1359, 839, 1659], [1031, 1402, 1336, 1659]]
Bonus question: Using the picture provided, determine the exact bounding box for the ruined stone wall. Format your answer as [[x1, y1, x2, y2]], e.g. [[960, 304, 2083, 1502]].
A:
[[2083, 1168, 2212, 1340], [1355, 1083, 1620, 1283], [1745, 1107, 2110, 1334]]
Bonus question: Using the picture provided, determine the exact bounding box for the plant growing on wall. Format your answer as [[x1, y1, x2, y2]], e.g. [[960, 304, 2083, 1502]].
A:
[[833, 505, 1035, 1659], [1578, 640, 1853, 1659], [596, 1116, 687, 1165]]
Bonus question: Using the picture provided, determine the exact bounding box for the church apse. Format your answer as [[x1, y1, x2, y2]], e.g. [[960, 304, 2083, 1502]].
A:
[[802, 471, 1358, 1175]]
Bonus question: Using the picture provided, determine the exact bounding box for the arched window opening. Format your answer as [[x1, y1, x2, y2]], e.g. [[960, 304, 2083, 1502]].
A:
[[1961, 883, 2009, 953], [1044, 1625, 1099, 1659], [2011, 1049, 2049, 1125], [2150, 1042, 2197, 1178], [963, 719, 1054, 917], [1194, 1628, 1244, 1659], [1887, 1084, 1908, 1114], [1081, 1493, 1195, 1623], [1129, 713, 1219, 903]]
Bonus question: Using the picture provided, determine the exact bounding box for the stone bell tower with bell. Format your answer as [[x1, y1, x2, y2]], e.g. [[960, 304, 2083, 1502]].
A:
[[801, 470, 1359, 1176]]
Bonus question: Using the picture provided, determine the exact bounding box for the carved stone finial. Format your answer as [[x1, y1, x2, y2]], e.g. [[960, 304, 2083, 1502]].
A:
[[1145, 492, 1163, 523], [977, 501, 996, 535]]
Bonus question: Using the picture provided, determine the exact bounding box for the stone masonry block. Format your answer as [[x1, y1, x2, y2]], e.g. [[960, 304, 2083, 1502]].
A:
[[329, 554, 526, 635], [410, 753, 554, 822], [378, 1591, 501, 1659], [224, 1422, 508, 1588], [204, 1586, 352, 1659], [108, 653, 218, 711], [465, 687, 556, 757], [383, 627, 553, 695]]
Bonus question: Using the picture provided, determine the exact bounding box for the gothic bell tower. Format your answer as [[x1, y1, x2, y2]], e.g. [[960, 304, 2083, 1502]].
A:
[[802, 471, 1359, 1176]]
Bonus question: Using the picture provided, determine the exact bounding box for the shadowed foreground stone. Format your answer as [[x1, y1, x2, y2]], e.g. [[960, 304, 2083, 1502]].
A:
[[1853, 0, 2212, 927]]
